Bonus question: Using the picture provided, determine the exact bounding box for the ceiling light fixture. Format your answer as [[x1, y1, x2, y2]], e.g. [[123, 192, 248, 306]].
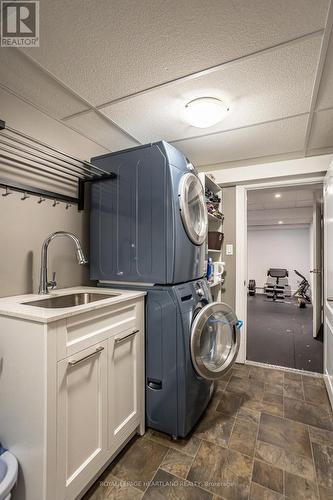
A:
[[275, 193, 281, 198], [184, 97, 229, 128], [278, 221, 283, 224]]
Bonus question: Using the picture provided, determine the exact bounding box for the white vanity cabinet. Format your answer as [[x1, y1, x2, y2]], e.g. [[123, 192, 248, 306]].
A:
[[0, 288, 145, 500], [56, 341, 109, 500]]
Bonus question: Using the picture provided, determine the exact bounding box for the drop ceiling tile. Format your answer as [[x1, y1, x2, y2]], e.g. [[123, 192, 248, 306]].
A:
[[0, 87, 108, 161], [248, 206, 313, 225], [64, 111, 139, 151], [101, 35, 321, 143], [295, 200, 313, 207], [295, 190, 314, 202], [263, 199, 297, 210], [308, 108, 333, 150], [248, 203, 264, 210], [0, 49, 89, 119], [316, 29, 333, 110], [247, 187, 318, 213], [22, 0, 329, 104], [172, 115, 308, 166]]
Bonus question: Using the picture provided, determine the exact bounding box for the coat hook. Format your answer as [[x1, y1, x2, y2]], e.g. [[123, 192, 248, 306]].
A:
[[52, 200, 60, 207], [37, 196, 45, 204], [21, 192, 30, 201], [66, 203, 71, 210], [2, 187, 12, 197]]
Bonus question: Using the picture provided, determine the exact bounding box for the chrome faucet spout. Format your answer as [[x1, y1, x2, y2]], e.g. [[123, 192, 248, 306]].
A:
[[38, 231, 88, 295]]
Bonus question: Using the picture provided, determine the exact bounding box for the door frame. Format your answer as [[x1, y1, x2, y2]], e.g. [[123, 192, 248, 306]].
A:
[[311, 194, 323, 338], [323, 165, 333, 405], [235, 175, 324, 364]]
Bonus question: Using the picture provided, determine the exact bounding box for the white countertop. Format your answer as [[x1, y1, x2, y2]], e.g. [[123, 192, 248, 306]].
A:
[[0, 286, 146, 323]]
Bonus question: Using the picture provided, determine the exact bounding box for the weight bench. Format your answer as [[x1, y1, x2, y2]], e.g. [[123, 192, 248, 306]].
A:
[[265, 268, 291, 302]]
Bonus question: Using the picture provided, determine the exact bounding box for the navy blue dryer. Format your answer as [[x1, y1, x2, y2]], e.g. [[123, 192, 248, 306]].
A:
[[90, 141, 208, 285]]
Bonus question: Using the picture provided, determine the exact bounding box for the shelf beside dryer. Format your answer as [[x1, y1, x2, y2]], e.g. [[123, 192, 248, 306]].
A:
[[208, 213, 223, 224], [199, 172, 224, 302], [204, 175, 221, 194]]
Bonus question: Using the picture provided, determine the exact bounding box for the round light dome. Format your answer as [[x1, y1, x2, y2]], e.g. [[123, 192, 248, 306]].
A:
[[184, 97, 229, 128]]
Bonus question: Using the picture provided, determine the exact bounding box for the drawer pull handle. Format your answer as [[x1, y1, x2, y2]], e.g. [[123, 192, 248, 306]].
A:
[[115, 329, 139, 344], [68, 346, 104, 367]]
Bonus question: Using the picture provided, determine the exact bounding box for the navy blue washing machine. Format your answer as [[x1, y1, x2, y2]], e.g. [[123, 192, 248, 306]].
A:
[[90, 141, 208, 285], [100, 278, 241, 438]]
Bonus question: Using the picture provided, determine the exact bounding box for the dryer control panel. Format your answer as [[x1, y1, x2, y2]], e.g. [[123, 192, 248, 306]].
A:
[[174, 279, 211, 311]]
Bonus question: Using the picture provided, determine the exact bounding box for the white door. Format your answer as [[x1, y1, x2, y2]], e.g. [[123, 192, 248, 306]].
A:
[[109, 329, 141, 451], [179, 173, 208, 245], [56, 342, 108, 500], [312, 196, 323, 337], [324, 165, 333, 405]]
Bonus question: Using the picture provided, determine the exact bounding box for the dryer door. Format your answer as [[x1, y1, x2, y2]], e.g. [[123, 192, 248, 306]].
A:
[[190, 302, 241, 380], [179, 173, 208, 245]]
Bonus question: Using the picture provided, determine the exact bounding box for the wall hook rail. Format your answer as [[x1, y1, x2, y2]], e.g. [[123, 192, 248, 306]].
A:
[[2, 186, 12, 197], [21, 192, 29, 201], [0, 119, 117, 210]]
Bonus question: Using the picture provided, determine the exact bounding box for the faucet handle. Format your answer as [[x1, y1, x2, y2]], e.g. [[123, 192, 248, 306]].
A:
[[48, 272, 57, 290]]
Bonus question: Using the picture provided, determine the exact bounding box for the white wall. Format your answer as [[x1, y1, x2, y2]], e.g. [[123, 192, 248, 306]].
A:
[[206, 155, 332, 185], [0, 88, 110, 298], [248, 227, 311, 292]]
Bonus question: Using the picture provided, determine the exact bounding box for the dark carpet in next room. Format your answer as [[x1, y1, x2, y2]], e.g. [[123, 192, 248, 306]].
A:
[[247, 294, 323, 373]]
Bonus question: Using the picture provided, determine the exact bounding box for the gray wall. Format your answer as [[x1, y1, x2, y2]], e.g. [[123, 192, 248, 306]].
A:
[[0, 87, 109, 298], [0, 193, 91, 298], [221, 186, 236, 309]]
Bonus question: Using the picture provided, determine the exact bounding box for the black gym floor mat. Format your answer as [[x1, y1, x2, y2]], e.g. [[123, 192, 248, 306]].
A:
[[247, 294, 323, 373]]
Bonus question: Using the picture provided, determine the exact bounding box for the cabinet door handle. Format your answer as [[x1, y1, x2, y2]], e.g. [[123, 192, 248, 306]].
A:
[[68, 346, 104, 367], [115, 329, 139, 344]]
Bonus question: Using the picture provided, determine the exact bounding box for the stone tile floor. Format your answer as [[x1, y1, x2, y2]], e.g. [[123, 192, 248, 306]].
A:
[[83, 364, 333, 499]]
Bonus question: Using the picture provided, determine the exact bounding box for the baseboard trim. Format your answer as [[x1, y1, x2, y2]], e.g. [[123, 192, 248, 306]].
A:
[[243, 359, 323, 378], [324, 370, 333, 408]]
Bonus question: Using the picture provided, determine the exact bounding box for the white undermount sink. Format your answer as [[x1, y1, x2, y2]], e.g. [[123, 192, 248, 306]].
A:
[[22, 292, 119, 309]]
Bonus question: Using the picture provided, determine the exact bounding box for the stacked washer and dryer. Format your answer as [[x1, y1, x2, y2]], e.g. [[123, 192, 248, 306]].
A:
[[90, 141, 240, 439]]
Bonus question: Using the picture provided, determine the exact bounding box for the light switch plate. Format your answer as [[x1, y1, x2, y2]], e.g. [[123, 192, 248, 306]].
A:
[[226, 244, 233, 256]]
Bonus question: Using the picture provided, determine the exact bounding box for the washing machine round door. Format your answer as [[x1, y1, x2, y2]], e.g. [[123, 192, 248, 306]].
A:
[[190, 302, 240, 380], [179, 173, 208, 245]]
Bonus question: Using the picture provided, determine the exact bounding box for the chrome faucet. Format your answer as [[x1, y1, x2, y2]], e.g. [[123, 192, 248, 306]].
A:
[[38, 231, 88, 295]]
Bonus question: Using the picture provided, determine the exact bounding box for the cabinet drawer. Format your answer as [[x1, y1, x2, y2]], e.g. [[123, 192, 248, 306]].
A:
[[56, 299, 141, 359]]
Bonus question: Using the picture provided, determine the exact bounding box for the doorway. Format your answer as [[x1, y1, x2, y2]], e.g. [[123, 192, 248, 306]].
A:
[[235, 179, 324, 373]]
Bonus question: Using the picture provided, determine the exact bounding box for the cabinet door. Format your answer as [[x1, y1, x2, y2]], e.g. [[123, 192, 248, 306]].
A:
[[109, 329, 141, 450], [56, 341, 108, 500]]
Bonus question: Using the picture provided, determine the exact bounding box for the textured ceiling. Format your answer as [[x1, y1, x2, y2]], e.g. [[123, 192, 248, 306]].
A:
[[0, 0, 332, 167], [248, 207, 314, 226], [101, 35, 321, 143], [22, 0, 330, 104], [247, 185, 322, 226]]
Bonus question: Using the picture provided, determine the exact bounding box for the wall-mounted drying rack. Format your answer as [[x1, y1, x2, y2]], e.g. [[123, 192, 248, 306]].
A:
[[0, 119, 116, 210]]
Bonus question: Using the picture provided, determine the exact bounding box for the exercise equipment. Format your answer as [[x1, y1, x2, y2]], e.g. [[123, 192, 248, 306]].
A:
[[294, 270, 311, 308], [248, 280, 256, 296], [265, 268, 291, 302]]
